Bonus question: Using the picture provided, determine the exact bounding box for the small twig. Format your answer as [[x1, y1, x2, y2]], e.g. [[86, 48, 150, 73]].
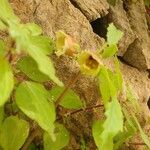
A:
[[69, 104, 104, 115], [56, 104, 104, 121], [21, 127, 40, 150], [55, 71, 81, 107], [128, 142, 146, 146]]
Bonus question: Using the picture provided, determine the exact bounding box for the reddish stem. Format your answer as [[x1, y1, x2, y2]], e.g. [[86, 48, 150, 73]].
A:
[[69, 104, 104, 115], [128, 142, 146, 146], [55, 71, 80, 107], [21, 127, 40, 150]]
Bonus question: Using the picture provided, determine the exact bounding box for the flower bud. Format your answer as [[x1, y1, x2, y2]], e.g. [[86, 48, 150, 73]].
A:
[[55, 31, 80, 57], [77, 51, 102, 76]]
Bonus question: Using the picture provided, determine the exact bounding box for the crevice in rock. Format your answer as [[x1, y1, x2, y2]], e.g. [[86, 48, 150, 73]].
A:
[[147, 97, 150, 110], [117, 56, 135, 68], [117, 56, 127, 64], [69, 0, 87, 19], [90, 14, 110, 40], [69, 0, 80, 10], [33, 2, 41, 15], [122, 0, 129, 12], [147, 69, 150, 78], [69, 0, 111, 40]]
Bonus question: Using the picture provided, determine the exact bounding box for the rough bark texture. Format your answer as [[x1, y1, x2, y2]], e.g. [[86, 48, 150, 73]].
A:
[[2, 0, 150, 149]]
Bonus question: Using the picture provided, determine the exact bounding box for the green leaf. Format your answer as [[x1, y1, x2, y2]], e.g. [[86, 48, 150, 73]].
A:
[[145, 0, 150, 6], [102, 44, 118, 58], [0, 57, 14, 106], [107, 58, 123, 91], [8, 17, 62, 86], [0, 116, 29, 150], [44, 123, 70, 150], [17, 56, 49, 82], [99, 68, 110, 105], [15, 81, 56, 140], [27, 47, 63, 86], [107, 0, 117, 6], [49, 87, 83, 109], [25, 23, 42, 36], [114, 121, 137, 150], [92, 120, 104, 150], [114, 57, 123, 90], [9, 23, 30, 52], [107, 23, 123, 45], [98, 67, 117, 106], [28, 144, 37, 150], [126, 84, 140, 112], [100, 98, 123, 150], [0, 106, 4, 127], [133, 115, 150, 149], [0, 0, 19, 25], [0, 20, 7, 30], [80, 137, 88, 150], [122, 108, 137, 130], [9, 23, 63, 86], [29, 35, 54, 55], [0, 40, 6, 57]]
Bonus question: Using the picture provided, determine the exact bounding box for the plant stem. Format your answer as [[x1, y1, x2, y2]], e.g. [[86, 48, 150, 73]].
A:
[[128, 142, 146, 146], [69, 104, 104, 115], [56, 104, 104, 121], [55, 71, 81, 107], [21, 127, 40, 150]]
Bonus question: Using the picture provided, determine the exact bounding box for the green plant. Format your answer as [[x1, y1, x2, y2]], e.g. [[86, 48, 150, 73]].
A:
[[145, 0, 150, 6], [0, 0, 150, 150]]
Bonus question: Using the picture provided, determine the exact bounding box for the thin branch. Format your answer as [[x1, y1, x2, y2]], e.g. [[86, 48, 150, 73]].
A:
[[56, 104, 104, 122], [69, 104, 104, 115], [21, 127, 40, 150], [128, 142, 146, 146], [55, 71, 81, 107]]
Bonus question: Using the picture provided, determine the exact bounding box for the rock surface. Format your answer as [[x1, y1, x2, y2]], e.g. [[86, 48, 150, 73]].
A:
[[34, 0, 104, 50], [123, 0, 150, 70], [70, 0, 109, 21], [108, 0, 136, 56], [2, 0, 150, 149]]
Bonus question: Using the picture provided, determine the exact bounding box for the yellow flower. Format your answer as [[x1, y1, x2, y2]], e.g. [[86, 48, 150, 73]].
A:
[[55, 31, 80, 57], [77, 51, 102, 76]]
